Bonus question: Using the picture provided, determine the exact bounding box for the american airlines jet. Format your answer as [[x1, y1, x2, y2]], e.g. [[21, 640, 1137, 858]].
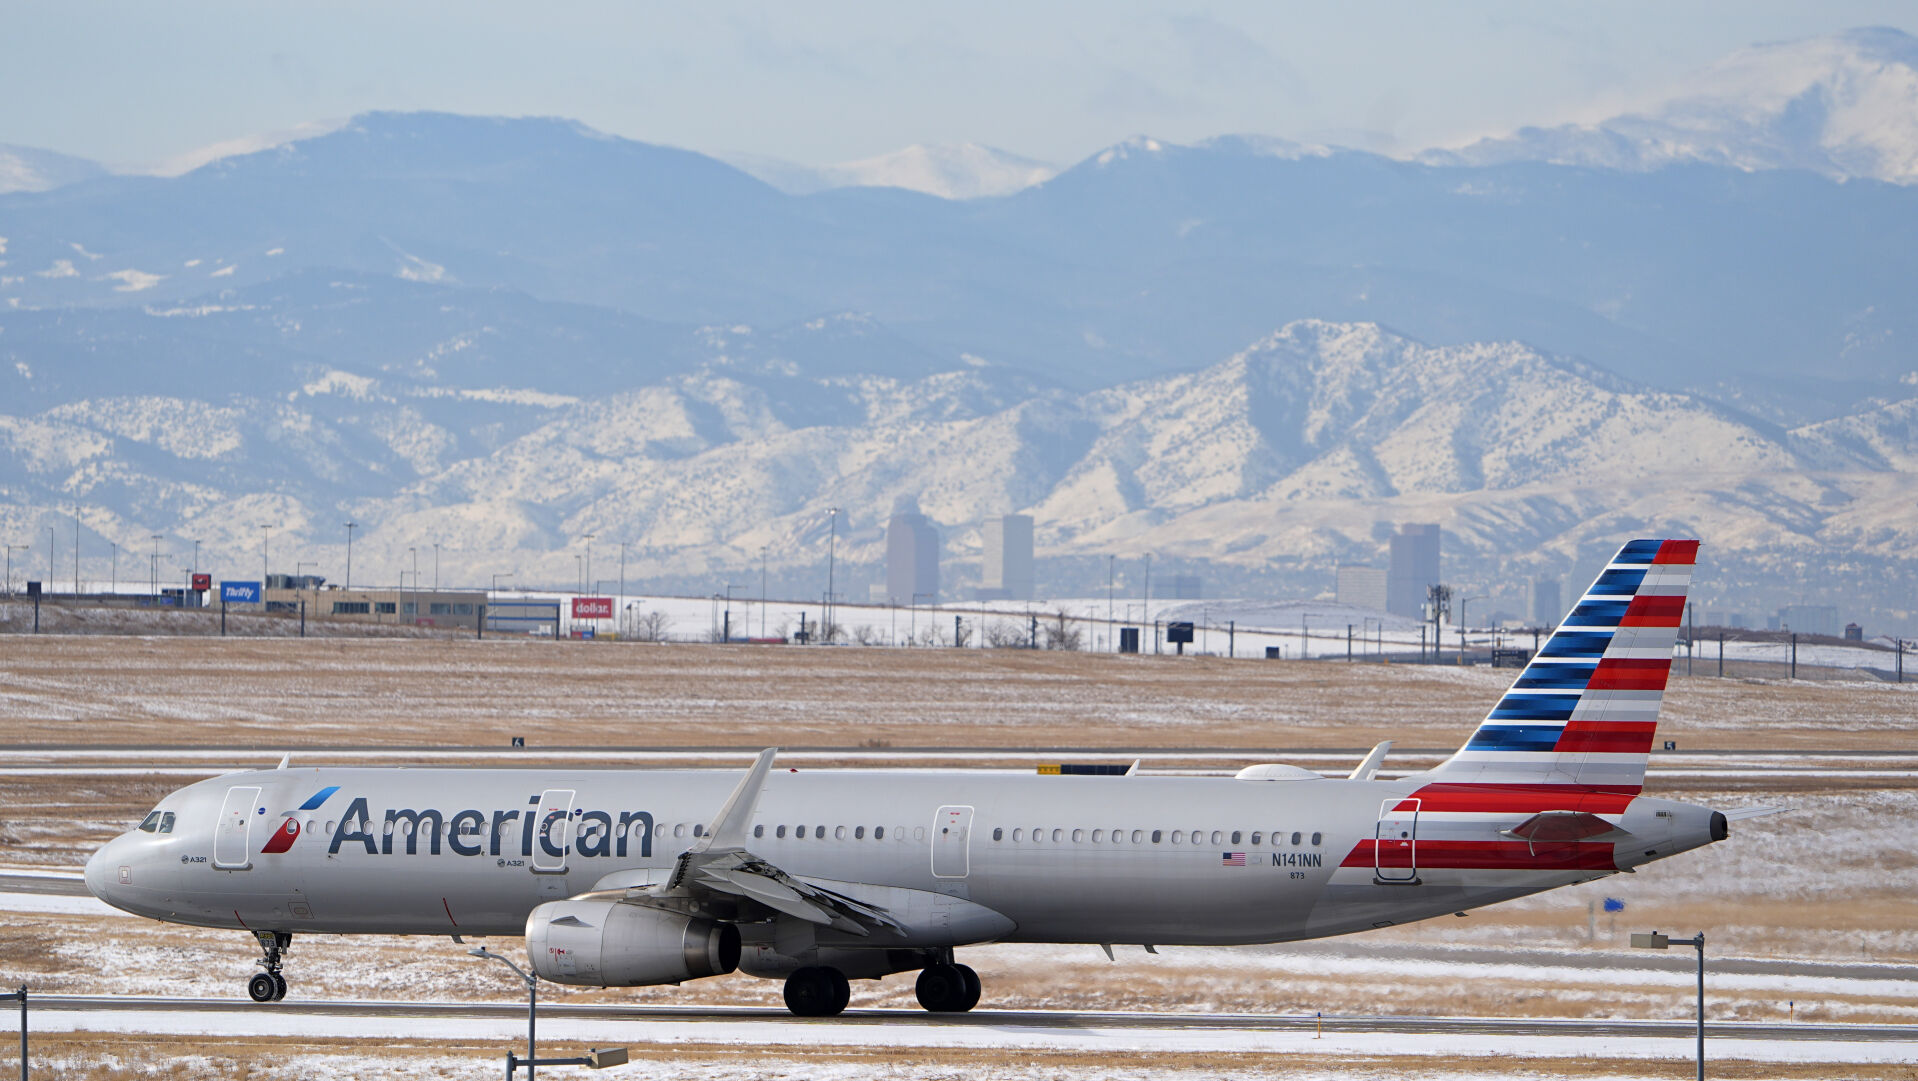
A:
[[87, 539, 1734, 1016]]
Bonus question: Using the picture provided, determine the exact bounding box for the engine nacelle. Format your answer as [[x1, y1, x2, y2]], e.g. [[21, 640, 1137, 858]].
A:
[[525, 898, 740, 987]]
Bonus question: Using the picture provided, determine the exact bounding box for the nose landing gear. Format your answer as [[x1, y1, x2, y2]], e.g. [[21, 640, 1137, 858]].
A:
[[247, 931, 291, 1002]]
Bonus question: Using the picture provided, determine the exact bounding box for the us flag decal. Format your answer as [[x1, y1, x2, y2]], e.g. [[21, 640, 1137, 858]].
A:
[[1222, 851, 1246, 866]]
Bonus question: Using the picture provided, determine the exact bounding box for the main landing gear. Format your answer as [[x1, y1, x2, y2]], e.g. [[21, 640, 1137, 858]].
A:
[[914, 961, 980, 1013], [247, 931, 291, 1002], [783, 965, 851, 1017]]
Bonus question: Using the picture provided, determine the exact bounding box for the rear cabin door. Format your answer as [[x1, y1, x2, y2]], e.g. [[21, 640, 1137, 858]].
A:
[[214, 785, 262, 870], [931, 805, 973, 879], [1374, 798, 1420, 883], [531, 788, 576, 874]]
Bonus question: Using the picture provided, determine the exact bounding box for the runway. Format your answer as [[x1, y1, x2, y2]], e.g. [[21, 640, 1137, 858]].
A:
[[19, 993, 1918, 1042]]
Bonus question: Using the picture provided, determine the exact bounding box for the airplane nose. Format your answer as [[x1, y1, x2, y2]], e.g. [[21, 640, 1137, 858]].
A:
[[84, 837, 118, 902]]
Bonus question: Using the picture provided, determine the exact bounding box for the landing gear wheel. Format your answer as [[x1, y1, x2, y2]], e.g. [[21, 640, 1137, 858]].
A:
[[784, 966, 850, 1017], [247, 972, 279, 1003], [955, 963, 981, 1011], [915, 962, 976, 1013], [247, 930, 292, 1004]]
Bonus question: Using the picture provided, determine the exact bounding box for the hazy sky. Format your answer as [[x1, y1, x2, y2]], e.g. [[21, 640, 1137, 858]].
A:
[[8, 1, 1916, 170]]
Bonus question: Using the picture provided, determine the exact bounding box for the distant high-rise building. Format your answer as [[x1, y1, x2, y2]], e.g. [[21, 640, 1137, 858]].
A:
[[886, 511, 940, 603], [1531, 578, 1562, 626], [1336, 565, 1386, 611], [1777, 604, 1838, 637], [979, 514, 1034, 601], [1166, 574, 1202, 600], [1386, 524, 1440, 619]]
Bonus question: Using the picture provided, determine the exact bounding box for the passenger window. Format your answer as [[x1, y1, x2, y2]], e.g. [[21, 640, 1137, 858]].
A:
[[855, 826, 866, 839], [993, 828, 1004, 841], [655, 823, 667, 837], [1312, 832, 1322, 846], [1132, 829, 1144, 844], [673, 824, 685, 838], [1251, 832, 1262, 845], [693, 824, 704, 838], [383, 820, 395, 836], [160, 812, 176, 834], [1151, 830, 1162, 844], [913, 827, 925, 842], [326, 820, 337, 834], [1052, 829, 1064, 843], [875, 826, 886, 840], [815, 826, 825, 839], [1210, 830, 1223, 845], [1012, 828, 1024, 842], [834, 826, 846, 840], [1091, 829, 1103, 843], [753, 825, 763, 839], [1291, 832, 1302, 845], [1170, 831, 1183, 845], [776, 825, 787, 839], [1231, 831, 1242, 845]]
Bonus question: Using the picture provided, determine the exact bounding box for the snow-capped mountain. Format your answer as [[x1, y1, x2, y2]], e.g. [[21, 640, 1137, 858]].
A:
[[0, 143, 107, 194], [1422, 27, 1918, 184], [3, 318, 1912, 627], [724, 143, 1057, 199]]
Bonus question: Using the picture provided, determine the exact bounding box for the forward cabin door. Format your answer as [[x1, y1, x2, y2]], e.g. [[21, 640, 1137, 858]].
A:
[[214, 785, 262, 870], [931, 805, 973, 879], [1374, 798, 1420, 883], [531, 788, 576, 874]]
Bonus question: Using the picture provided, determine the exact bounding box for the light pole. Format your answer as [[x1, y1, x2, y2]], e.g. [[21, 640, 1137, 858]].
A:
[[582, 533, 594, 597], [110, 541, 118, 594], [259, 524, 271, 586], [1142, 553, 1152, 653], [824, 507, 840, 644], [343, 521, 357, 591], [493, 573, 512, 594], [1301, 612, 1313, 660], [1631, 931, 1706, 1081], [724, 583, 745, 642], [48, 526, 56, 592], [149, 534, 162, 596], [192, 538, 200, 577], [433, 542, 440, 593], [574, 555, 582, 594], [618, 541, 630, 612], [759, 544, 769, 639], [1459, 595, 1488, 662], [73, 510, 80, 594], [1107, 554, 1115, 653], [470, 946, 538, 1080]]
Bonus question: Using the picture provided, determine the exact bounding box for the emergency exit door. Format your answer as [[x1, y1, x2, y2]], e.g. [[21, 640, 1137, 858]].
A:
[[931, 805, 973, 878]]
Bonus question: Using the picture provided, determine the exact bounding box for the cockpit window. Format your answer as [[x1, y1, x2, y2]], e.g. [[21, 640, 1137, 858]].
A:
[[138, 811, 162, 833], [159, 812, 176, 834]]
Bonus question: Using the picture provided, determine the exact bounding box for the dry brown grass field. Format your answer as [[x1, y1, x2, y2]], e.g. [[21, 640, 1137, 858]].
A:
[[2, 633, 1913, 1077]]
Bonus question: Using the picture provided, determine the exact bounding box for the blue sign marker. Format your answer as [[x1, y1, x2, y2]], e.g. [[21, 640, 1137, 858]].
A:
[[221, 581, 262, 604]]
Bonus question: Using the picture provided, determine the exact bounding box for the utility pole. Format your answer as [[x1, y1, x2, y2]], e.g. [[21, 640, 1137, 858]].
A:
[[73, 510, 80, 594], [824, 507, 840, 643], [259, 524, 270, 586], [1106, 554, 1115, 652], [47, 526, 56, 593], [344, 521, 357, 591], [433, 542, 440, 593], [110, 542, 118, 594], [583, 533, 594, 597], [759, 545, 768, 639], [149, 534, 162, 596], [1142, 553, 1151, 645], [620, 541, 631, 615]]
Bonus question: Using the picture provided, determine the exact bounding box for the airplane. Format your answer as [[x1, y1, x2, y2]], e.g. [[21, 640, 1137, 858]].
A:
[[87, 538, 1737, 1017]]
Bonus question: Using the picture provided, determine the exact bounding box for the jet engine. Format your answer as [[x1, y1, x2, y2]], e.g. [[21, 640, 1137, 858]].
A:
[[526, 898, 740, 987]]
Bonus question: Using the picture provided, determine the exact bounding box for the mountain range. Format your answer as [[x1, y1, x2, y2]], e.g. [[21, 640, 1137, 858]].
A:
[[2, 27, 1915, 630]]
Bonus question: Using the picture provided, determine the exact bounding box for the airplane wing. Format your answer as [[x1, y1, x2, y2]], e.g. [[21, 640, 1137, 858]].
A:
[[579, 748, 904, 936], [1720, 805, 1790, 821]]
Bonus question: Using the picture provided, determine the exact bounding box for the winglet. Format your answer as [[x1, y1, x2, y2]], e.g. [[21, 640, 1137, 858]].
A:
[[691, 748, 778, 852], [276, 753, 291, 771], [1348, 741, 1392, 781]]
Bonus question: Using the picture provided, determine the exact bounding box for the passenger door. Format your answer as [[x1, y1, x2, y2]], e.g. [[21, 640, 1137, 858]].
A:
[[531, 788, 576, 874], [1374, 798, 1420, 883], [931, 805, 973, 879], [214, 785, 262, 870]]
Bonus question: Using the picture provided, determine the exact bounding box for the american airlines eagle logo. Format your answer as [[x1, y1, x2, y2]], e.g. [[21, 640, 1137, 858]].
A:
[[260, 786, 339, 855]]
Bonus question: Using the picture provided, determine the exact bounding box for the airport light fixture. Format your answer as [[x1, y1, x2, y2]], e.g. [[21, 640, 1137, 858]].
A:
[[466, 946, 629, 1080], [493, 573, 512, 595], [260, 524, 272, 585], [582, 533, 594, 596], [343, 521, 357, 591], [1630, 930, 1706, 1081]]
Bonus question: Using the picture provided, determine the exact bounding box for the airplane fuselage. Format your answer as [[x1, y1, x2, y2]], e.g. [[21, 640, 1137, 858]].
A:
[[88, 764, 1720, 948]]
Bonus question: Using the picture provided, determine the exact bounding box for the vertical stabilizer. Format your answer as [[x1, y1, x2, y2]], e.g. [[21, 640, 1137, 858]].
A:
[[1421, 539, 1697, 792]]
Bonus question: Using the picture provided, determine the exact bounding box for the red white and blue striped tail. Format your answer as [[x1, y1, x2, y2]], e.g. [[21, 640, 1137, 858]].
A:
[[1422, 539, 1698, 793]]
